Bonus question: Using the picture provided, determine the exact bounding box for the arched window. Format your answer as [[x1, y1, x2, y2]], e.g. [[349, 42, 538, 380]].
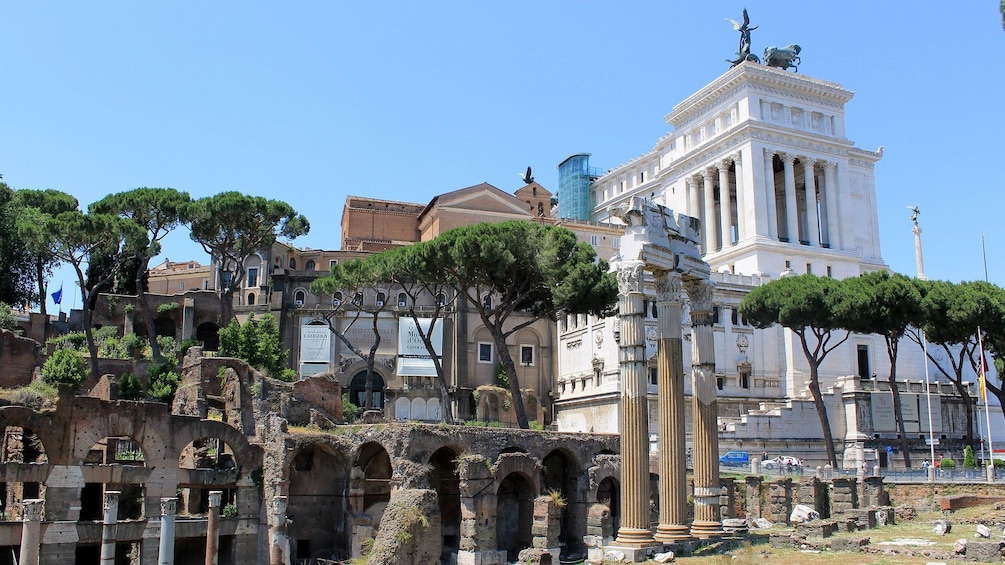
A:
[[353, 292, 363, 306], [288, 257, 297, 270], [483, 294, 492, 310], [247, 292, 256, 305], [436, 292, 446, 307], [294, 290, 306, 306], [305, 260, 316, 271], [333, 292, 343, 307], [397, 292, 407, 307], [376, 292, 386, 307]]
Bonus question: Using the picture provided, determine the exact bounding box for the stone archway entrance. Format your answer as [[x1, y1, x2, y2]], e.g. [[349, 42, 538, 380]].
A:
[[496, 472, 534, 561], [597, 477, 621, 535], [196, 322, 220, 351], [429, 447, 461, 562], [348, 371, 386, 410]]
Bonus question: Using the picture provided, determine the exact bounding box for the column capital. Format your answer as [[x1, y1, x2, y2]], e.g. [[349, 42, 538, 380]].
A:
[[702, 167, 716, 181], [104, 491, 120, 510], [208, 491, 223, 508], [731, 151, 742, 165], [801, 157, 818, 170], [23, 499, 44, 522], [616, 262, 646, 295], [779, 152, 796, 164], [762, 147, 775, 159], [160, 498, 177, 516], [684, 279, 715, 318], [822, 160, 838, 171], [717, 157, 732, 171], [654, 271, 682, 303], [271, 495, 288, 515]]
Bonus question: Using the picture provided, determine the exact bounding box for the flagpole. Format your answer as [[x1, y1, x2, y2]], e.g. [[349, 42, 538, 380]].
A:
[[923, 331, 937, 468]]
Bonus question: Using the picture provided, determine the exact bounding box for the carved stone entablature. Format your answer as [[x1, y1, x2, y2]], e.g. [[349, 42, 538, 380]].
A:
[[616, 262, 646, 294], [566, 338, 582, 349], [668, 131, 751, 180], [751, 130, 850, 159], [749, 83, 845, 110], [848, 158, 876, 169]]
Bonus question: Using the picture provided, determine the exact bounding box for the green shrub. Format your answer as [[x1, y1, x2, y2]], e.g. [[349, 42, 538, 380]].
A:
[[41, 348, 88, 390], [222, 503, 238, 517], [179, 338, 199, 355], [157, 336, 178, 357], [147, 362, 180, 404], [0, 303, 21, 334], [939, 458, 956, 469], [963, 445, 977, 469], [156, 302, 180, 315], [9, 381, 58, 410], [47, 331, 87, 351], [218, 313, 293, 380], [494, 362, 510, 389], [121, 333, 145, 357], [342, 393, 362, 423], [118, 373, 143, 400]]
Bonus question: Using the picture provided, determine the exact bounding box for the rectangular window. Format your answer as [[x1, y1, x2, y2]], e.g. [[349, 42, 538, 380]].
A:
[[590, 235, 599, 246], [712, 306, 720, 324], [203, 280, 209, 290], [520, 345, 535, 366], [826, 265, 833, 277], [330, 260, 338, 269], [806, 263, 812, 274], [741, 371, 750, 389], [179, 282, 185, 292], [857, 344, 871, 379], [478, 343, 493, 363], [613, 237, 620, 249], [247, 268, 259, 288]]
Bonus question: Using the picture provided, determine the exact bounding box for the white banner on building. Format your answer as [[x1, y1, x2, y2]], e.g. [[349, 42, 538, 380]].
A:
[[299, 325, 332, 363], [338, 317, 399, 359], [397, 318, 443, 377], [871, 392, 896, 432]]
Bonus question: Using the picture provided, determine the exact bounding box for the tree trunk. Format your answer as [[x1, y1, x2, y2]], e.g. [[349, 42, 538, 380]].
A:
[[806, 361, 839, 468], [364, 323, 380, 411], [74, 268, 101, 381], [35, 257, 46, 322], [135, 256, 161, 359], [494, 335, 529, 429], [887, 338, 912, 468]]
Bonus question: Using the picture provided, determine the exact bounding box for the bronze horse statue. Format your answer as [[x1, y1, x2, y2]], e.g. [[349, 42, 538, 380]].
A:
[[763, 44, 801, 72]]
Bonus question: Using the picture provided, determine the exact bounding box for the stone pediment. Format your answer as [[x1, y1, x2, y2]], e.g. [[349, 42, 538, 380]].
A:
[[422, 182, 533, 218]]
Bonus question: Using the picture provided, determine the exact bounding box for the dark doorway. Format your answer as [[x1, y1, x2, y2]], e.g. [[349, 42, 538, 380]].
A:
[[496, 473, 534, 561], [349, 371, 386, 410]]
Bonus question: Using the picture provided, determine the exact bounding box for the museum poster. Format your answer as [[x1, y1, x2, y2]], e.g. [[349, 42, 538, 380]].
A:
[[397, 317, 443, 377], [299, 325, 331, 363]]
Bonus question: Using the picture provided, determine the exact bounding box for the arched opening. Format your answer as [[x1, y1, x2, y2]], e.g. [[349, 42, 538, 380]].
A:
[[397, 292, 407, 307], [347, 442, 392, 557], [429, 447, 461, 561], [305, 260, 316, 271], [543, 449, 583, 559], [333, 292, 343, 307], [246, 292, 256, 305], [196, 322, 220, 352], [294, 289, 306, 306], [288, 257, 297, 270], [349, 371, 386, 410], [288, 443, 350, 561], [177, 437, 239, 517], [154, 316, 176, 339], [409, 398, 426, 421], [82, 437, 146, 521], [496, 472, 534, 561], [394, 397, 410, 420], [597, 477, 620, 535]]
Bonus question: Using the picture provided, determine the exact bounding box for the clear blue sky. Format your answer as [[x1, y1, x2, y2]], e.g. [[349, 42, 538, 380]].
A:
[[4, 2, 1004, 312]]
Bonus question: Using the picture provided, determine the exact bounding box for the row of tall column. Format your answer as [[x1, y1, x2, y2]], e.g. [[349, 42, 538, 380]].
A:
[[14, 493, 221, 565], [685, 150, 843, 254], [615, 262, 721, 555]]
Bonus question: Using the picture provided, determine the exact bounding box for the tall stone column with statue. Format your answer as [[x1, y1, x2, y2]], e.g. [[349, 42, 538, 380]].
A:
[[686, 279, 723, 538]]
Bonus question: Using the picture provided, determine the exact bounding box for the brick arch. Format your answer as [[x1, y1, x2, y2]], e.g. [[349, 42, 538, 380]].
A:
[[586, 457, 622, 504], [68, 402, 173, 466], [170, 418, 260, 472], [0, 405, 56, 464], [493, 452, 541, 496]]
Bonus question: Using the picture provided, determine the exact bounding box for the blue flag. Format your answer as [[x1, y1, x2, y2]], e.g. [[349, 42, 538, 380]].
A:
[[51, 284, 63, 305]]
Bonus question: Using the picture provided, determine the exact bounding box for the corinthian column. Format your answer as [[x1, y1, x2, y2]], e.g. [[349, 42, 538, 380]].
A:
[[763, 148, 778, 240], [823, 161, 839, 249], [718, 159, 733, 248], [733, 152, 746, 241], [685, 279, 722, 539], [687, 176, 700, 220], [653, 271, 690, 542], [20, 499, 43, 565], [613, 261, 657, 548], [803, 159, 819, 246], [702, 169, 718, 253], [780, 153, 799, 243]]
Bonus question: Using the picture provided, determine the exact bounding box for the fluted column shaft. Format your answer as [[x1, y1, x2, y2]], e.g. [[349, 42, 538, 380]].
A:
[[823, 162, 839, 249], [781, 154, 799, 243], [702, 169, 718, 253], [686, 280, 722, 538], [101, 491, 120, 565], [803, 159, 819, 246], [614, 262, 656, 547], [654, 272, 690, 542], [718, 160, 733, 248], [687, 177, 700, 220], [159, 498, 177, 565], [20, 499, 43, 565], [205, 491, 222, 565], [733, 153, 746, 241], [763, 149, 778, 239]]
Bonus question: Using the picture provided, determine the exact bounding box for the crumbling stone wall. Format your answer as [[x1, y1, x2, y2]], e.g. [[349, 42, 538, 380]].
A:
[[366, 488, 441, 565], [0, 330, 42, 388], [831, 477, 859, 514]]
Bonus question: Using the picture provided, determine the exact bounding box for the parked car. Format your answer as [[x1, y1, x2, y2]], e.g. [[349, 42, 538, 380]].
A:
[[719, 451, 750, 467], [762, 456, 803, 471]]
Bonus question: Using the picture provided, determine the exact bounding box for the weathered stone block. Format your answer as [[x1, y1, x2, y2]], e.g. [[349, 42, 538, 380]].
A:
[[965, 540, 1004, 563]]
